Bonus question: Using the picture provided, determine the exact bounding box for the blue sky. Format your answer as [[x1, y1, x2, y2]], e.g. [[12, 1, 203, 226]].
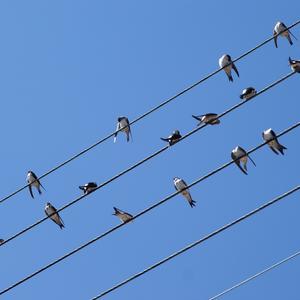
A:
[[0, 1, 299, 299]]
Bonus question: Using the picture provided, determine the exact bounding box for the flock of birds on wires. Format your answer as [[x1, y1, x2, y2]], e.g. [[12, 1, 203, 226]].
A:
[[0, 21, 299, 244]]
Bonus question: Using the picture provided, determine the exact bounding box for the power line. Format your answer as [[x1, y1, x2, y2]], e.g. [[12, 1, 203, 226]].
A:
[[209, 249, 300, 300], [0, 71, 297, 248], [1, 20, 299, 206], [0, 124, 299, 296], [89, 185, 300, 300]]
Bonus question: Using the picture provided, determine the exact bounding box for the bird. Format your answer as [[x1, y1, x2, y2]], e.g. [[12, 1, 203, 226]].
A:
[[288, 57, 300, 73], [231, 146, 256, 175], [161, 130, 182, 146], [219, 54, 239, 82], [45, 202, 65, 229], [262, 128, 287, 155], [114, 116, 132, 142], [173, 177, 196, 208], [0, 239, 4, 245], [112, 207, 133, 223], [79, 182, 98, 195], [26, 171, 45, 199], [240, 87, 257, 100], [192, 113, 220, 125], [273, 21, 296, 48]]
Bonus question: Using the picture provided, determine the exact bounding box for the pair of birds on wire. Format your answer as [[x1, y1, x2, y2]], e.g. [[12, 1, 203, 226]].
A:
[[26, 171, 65, 229], [219, 21, 300, 82]]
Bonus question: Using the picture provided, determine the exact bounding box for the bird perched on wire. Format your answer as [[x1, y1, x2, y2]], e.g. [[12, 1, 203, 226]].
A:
[[79, 182, 98, 195], [240, 87, 257, 100], [192, 113, 220, 125], [273, 21, 296, 48], [26, 171, 45, 199], [231, 146, 256, 175], [288, 57, 300, 73], [113, 207, 133, 223], [0, 239, 4, 245], [173, 177, 196, 208], [161, 130, 182, 146], [262, 129, 287, 155], [114, 116, 132, 142], [45, 202, 65, 229], [219, 54, 239, 82]]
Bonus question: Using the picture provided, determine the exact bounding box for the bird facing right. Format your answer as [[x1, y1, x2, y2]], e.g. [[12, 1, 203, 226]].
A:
[[173, 177, 196, 208], [262, 128, 287, 155], [219, 54, 239, 82]]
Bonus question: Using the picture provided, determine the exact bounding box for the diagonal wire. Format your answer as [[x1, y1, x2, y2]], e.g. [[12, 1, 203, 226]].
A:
[[209, 249, 300, 300], [0, 71, 297, 248], [0, 124, 299, 296], [90, 185, 300, 299], [0, 20, 299, 205]]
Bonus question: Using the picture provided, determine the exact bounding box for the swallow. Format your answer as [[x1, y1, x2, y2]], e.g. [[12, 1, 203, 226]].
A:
[[79, 182, 98, 195], [113, 207, 133, 223], [114, 116, 132, 142], [0, 239, 4, 245], [161, 130, 182, 146], [288, 57, 300, 73], [26, 170, 45, 199], [273, 21, 296, 48], [219, 54, 239, 82], [173, 177, 196, 208], [240, 87, 257, 100], [231, 146, 256, 175], [192, 113, 220, 125], [262, 128, 287, 155], [45, 202, 65, 229]]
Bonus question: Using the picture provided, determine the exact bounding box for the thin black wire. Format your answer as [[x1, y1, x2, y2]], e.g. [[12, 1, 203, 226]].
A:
[[0, 124, 299, 296], [0, 71, 297, 248], [1, 20, 299, 205], [90, 185, 300, 299], [209, 249, 300, 300]]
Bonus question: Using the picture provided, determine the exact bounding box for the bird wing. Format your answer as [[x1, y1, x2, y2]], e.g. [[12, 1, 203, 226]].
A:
[[273, 30, 278, 48], [248, 154, 256, 166], [231, 152, 247, 175], [28, 185, 34, 199], [232, 63, 239, 77]]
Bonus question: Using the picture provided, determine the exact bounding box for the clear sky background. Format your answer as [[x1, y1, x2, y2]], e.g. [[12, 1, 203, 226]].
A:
[[0, 1, 299, 299]]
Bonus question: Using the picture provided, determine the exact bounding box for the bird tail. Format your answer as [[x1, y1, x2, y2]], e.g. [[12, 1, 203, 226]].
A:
[[287, 34, 293, 45], [289, 30, 297, 41], [278, 144, 287, 155], [189, 199, 196, 208], [192, 115, 202, 121], [160, 137, 169, 142], [248, 155, 256, 166], [38, 186, 42, 195], [228, 74, 233, 82]]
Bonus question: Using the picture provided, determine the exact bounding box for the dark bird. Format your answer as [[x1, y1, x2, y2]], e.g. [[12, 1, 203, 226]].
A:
[[26, 171, 45, 199], [289, 57, 300, 73], [114, 116, 132, 142], [231, 146, 256, 175], [161, 130, 182, 146], [273, 21, 296, 48], [0, 239, 4, 245], [192, 113, 220, 125], [79, 182, 98, 195], [113, 207, 133, 223], [219, 54, 239, 82], [45, 202, 65, 229], [262, 128, 287, 155], [240, 87, 257, 100], [173, 177, 196, 208]]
